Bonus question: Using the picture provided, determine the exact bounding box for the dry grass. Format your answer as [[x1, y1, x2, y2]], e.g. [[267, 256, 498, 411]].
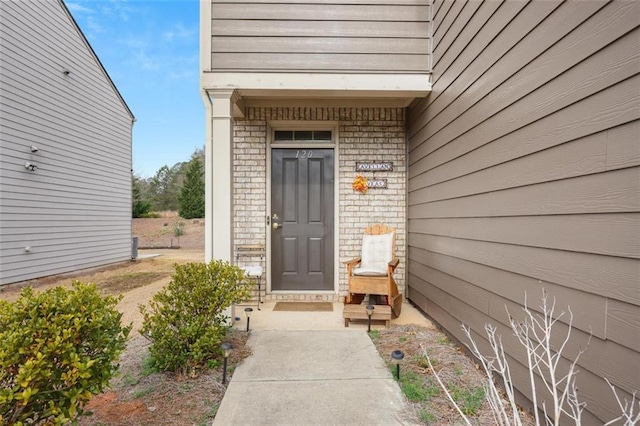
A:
[[134, 217, 204, 250], [98, 272, 170, 295], [370, 324, 535, 425]]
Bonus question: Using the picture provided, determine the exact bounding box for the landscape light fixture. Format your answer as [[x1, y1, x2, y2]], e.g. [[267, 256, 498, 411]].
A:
[[391, 350, 405, 381], [365, 304, 375, 333], [244, 307, 253, 332], [221, 342, 232, 384]]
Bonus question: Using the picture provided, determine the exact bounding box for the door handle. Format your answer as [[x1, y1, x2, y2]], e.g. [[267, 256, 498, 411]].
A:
[[273, 222, 282, 230]]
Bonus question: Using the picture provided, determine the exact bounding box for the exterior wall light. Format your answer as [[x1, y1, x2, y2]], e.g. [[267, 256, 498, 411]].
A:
[[365, 304, 375, 333], [391, 349, 405, 380], [244, 307, 253, 332], [221, 342, 232, 384], [24, 162, 38, 171], [30, 145, 39, 152]]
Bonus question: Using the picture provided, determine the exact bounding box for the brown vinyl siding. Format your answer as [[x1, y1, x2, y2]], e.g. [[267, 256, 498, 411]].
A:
[[406, 1, 640, 424], [209, 1, 430, 73]]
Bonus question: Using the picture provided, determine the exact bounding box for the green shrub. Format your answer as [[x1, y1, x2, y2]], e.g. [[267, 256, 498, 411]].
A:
[[173, 221, 185, 237], [178, 157, 205, 220], [139, 212, 162, 218], [139, 260, 249, 373], [0, 282, 131, 425], [132, 199, 152, 218]]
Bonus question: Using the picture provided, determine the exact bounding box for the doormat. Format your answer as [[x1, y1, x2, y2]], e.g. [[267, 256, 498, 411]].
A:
[[273, 302, 333, 312]]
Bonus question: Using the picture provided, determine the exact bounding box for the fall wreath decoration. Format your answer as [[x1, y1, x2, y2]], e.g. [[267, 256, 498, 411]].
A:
[[352, 174, 368, 194]]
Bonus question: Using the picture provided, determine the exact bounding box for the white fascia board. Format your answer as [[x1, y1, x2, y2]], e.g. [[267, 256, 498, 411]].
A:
[[200, 73, 431, 98]]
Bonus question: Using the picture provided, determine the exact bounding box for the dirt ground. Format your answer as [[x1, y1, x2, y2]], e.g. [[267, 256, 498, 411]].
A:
[[0, 216, 205, 327], [0, 248, 203, 332], [1, 217, 535, 425], [133, 215, 204, 250]]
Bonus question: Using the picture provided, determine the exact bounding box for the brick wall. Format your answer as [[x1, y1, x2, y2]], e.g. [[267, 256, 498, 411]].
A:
[[232, 120, 268, 302], [233, 107, 406, 301]]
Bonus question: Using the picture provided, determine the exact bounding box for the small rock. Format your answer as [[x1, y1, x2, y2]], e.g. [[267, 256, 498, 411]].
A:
[[148, 406, 156, 412]]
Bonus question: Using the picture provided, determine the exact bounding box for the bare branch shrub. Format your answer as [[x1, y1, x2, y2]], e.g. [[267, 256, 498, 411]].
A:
[[603, 379, 640, 426], [423, 290, 639, 426]]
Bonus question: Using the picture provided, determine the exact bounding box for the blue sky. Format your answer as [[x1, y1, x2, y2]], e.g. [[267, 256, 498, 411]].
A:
[[66, 0, 203, 178]]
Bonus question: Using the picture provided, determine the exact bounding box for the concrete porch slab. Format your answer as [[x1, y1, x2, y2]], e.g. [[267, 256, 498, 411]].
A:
[[233, 300, 435, 332]]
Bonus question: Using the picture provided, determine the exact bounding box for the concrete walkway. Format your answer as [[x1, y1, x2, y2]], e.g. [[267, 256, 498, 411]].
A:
[[212, 302, 433, 425]]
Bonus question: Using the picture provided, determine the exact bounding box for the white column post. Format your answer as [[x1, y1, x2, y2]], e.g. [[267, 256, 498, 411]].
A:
[[203, 89, 239, 263]]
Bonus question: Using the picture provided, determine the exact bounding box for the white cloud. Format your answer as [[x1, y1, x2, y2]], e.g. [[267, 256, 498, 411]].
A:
[[108, 0, 128, 20], [85, 16, 105, 34], [120, 35, 149, 50], [168, 69, 196, 81], [134, 50, 161, 71], [163, 23, 195, 42], [66, 2, 95, 14]]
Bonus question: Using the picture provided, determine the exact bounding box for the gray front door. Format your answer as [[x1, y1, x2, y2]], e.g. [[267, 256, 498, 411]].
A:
[[271, 148, 334, 291]]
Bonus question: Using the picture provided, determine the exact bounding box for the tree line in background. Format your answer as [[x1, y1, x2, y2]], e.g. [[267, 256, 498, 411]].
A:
[[132, 148, 205, 219]]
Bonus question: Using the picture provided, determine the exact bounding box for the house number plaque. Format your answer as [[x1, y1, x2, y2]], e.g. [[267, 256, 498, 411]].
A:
[[366, 179, 387, 189], [355, 161, 393, 172]]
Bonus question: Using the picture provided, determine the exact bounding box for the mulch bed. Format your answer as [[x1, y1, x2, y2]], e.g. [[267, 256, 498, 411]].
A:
[[79, 330, 251, 426]]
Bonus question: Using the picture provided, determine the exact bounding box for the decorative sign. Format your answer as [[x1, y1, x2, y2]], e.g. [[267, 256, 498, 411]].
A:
[[366, 178, 387, 189], [355, 161, 393, 172]]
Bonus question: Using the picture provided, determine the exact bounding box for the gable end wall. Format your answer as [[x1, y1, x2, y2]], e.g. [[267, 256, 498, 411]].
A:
[[0, 0, 133, 285]]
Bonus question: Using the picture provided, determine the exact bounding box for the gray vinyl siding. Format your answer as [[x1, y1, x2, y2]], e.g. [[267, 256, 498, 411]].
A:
[[406, 1, 639, 424], [209, 0, 430, 73], [0, 0, 133, 285]]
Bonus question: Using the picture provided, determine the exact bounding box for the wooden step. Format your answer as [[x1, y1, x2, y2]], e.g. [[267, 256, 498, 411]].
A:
[[343, 303, 391, 328]]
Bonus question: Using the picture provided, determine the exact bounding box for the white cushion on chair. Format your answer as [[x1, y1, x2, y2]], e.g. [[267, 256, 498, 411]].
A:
[[354, 233, 393, 276], [241, 266, 263, 277], [353, 267, 387, 276]]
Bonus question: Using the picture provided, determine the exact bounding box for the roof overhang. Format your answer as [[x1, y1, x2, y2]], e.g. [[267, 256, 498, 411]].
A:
[[202, 72, 431, 110]]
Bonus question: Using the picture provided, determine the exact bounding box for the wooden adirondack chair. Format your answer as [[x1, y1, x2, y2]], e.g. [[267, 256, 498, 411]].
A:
[[343, 224, 402, 327]]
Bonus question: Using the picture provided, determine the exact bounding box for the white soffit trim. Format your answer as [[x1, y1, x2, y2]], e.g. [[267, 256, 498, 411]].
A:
[[245, 98, 414, 108], [200, 73, 431, 98]]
